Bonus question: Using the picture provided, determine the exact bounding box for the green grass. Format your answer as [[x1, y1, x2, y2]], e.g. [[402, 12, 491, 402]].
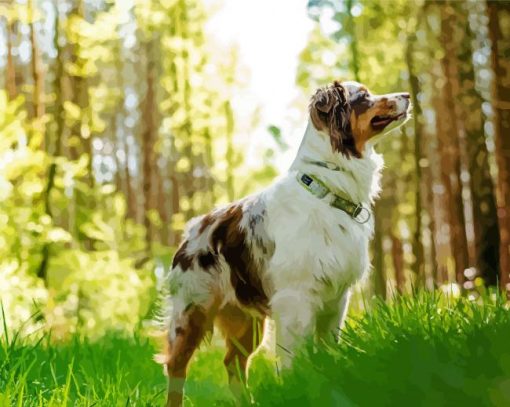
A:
[[2, 293, 510, 406]]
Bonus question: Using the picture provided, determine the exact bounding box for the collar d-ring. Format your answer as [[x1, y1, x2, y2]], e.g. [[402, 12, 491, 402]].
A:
[[353, 206, 371, 224]]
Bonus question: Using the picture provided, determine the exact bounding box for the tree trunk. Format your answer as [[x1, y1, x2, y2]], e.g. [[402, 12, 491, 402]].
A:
[[345, 0, 360, 82], [67, 1, 93, 187], [112, 36, 138, 222], [141, 40, 157, 247], [455, 3, 500, 286], [423, 133, 440, 286], [170, 172, 181, 245], [157, 157, 170, 246], [28, 0, 45, 122], [373, 203, 387, 299], [66, 1, 93, 250], [406, 32, 426, 284], [6, 18, 17, 100], [434, 90, 461, 285], [112, 115, 123, 195], [439, 5, 470, 286], [488, 0, 510, 294], [391, 234, 405, 294], [225, 100, 235, 202], [37, 2, 64, 284], [123, 137, 137, 221]]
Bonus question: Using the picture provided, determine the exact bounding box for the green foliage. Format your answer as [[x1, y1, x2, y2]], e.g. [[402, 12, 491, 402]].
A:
[[0, 332, 167, 406], [1, 0, 277, 341], [247, 293, 510, 406], [1, 293, 509, 406], [46, 249, 153, 339], [0, 90, 152, 338], [0, 91, 50, 334]]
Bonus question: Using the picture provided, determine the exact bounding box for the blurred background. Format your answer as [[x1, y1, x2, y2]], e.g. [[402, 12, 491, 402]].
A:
[[0, 0, 509, 338]]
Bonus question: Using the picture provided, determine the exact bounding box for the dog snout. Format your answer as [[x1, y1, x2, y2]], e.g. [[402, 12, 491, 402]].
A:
[[398, 93, 411, 111]]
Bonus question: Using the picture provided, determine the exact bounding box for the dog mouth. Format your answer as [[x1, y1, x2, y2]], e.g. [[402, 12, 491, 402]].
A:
[[370, 112, 407, 129]]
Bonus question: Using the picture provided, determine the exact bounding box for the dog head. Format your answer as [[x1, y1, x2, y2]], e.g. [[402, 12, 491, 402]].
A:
[[309, 80, 411, 158]]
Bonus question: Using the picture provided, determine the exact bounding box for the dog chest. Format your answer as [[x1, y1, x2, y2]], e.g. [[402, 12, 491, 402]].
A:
[[265, 197, 371, 293]]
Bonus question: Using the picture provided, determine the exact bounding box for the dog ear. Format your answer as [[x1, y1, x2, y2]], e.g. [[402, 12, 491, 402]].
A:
[[309, 81, 360, 158]]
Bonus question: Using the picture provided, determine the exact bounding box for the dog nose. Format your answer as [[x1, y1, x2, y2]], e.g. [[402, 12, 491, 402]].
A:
[[401, 93, 410, 99]]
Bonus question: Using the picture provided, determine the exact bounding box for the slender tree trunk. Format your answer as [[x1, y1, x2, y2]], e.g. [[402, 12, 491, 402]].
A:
[[157, 158, 170, 245], [178, 0, 196, 219], [488, 1, 510, 294], [434, 90, 458, 285], [423, 134, 440, 286], [6, 18, 17, 100], [37, 3, 64, 283], [373, 203, 387, 299], [112, 115, 123, 195], [123, 138, 137, 221], [170, 172, 181, 245], [345, 0, 360, 82], [68, 1, 92, 186], [28, 0, 45, 122], [112, 39, 138, 222], [406, 32, 426, 284], [203, 127, 216, 209], [391, 234, 405, 294], [67, 0, 93, 250], [455, 3, 500, 286], [439, 5, 470, 286], [225, 100, 235, 201], [141, 40, 157, 247]]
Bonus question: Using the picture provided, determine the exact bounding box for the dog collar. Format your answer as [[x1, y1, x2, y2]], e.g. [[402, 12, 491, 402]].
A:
[[296, 171, 371, 224]]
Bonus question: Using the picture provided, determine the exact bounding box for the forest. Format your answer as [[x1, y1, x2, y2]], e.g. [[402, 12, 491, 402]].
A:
[[1, 0, 510, 405]]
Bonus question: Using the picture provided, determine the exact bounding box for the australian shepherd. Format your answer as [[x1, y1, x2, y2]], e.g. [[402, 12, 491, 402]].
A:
[[157, 80, 411, 406]]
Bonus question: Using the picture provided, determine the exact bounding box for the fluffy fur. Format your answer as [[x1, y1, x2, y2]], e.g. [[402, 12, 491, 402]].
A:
[[158, 80, 411, 407]]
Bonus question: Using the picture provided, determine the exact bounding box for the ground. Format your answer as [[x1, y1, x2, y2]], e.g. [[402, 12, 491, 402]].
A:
[[1, 292, 510, 406]]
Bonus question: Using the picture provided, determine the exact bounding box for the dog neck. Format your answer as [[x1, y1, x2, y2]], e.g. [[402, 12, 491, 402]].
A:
[[289, 120, 383, 205]]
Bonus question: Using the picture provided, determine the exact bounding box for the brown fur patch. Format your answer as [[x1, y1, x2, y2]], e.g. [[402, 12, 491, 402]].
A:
[[309, 81, 361, 158], [350, 97, 398, 152], [209, 203, 269, 311], [172, 241, 193, 271], [197, 251, 217, 269], [198, 213, 215, 234], [164, 304, 210, 406], [215, 304, 263, 377]]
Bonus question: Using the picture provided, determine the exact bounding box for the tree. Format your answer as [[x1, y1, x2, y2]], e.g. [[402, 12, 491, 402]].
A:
[[4, 11, 17, 100], [438, 3, 470, 286], [28, 0, 45, 124], [487, 0, 510, 294], [141, 39, 158, 247], [37, 1, 65, 283], [406, 31, 426, 284], [455, 2, 500, 287]]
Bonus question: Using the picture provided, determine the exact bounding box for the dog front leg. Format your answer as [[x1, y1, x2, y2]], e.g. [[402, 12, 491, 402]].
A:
[[270, 289, 316, 369], [315, 288, 352, 342]]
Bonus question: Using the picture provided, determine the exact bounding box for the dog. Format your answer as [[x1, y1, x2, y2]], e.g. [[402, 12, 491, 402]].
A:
[[157, 80, 411, 406]]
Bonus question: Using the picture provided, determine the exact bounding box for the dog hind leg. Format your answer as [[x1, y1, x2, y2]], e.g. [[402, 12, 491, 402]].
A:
[[216, 304, 263, 383], [164, 303, 212, 407]]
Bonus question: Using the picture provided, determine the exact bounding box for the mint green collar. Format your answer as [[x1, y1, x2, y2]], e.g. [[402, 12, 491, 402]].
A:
[[296, 172, 371, 224]]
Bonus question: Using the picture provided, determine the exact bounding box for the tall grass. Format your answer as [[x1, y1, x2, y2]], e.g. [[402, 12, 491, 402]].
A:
[[1, 293, 509, 406]]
